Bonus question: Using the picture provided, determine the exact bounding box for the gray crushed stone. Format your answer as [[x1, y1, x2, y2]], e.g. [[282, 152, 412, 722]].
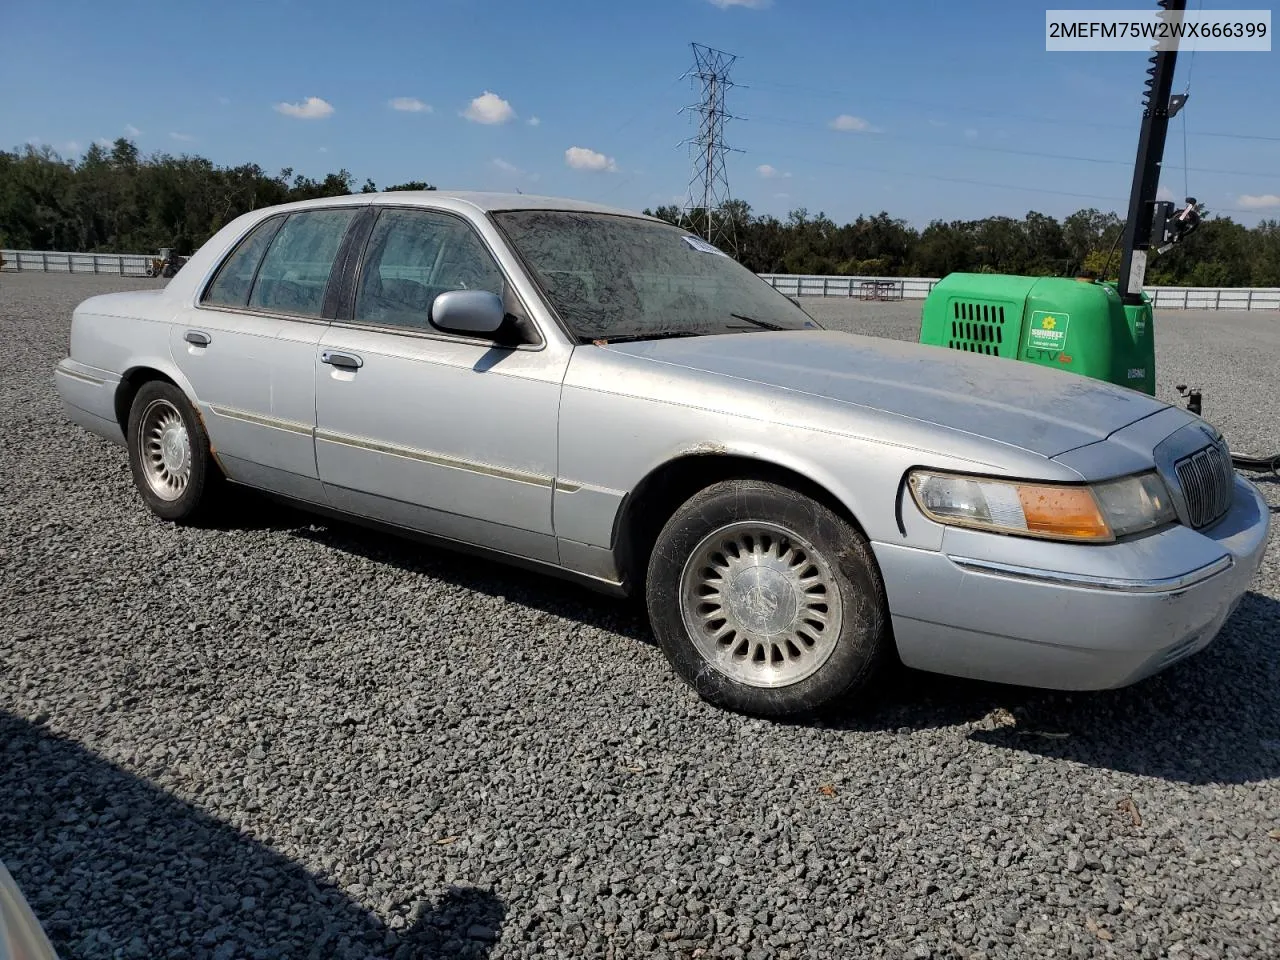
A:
[[2, 274, 1278, 959]]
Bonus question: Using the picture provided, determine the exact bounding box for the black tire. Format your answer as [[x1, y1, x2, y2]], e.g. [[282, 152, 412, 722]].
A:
[[126, 380, 223, 524], [645, 478, 890, 718]]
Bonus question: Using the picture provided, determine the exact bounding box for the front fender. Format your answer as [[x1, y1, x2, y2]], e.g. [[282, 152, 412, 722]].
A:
[[555, 385, 941, 553]]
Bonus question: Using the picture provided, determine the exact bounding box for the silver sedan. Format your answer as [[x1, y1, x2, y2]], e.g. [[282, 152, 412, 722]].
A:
[[53, 192, 1271, 717]]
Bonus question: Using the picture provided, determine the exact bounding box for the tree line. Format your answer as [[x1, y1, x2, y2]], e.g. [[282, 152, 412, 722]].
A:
[[644, 202, 1280, 287], [2, 139, 1277, 286], [0, 139, 431, 257]]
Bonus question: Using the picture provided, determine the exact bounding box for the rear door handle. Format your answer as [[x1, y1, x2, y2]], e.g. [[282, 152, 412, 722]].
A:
[[184, 330, 211, 346], [321, 351, 363, 370]]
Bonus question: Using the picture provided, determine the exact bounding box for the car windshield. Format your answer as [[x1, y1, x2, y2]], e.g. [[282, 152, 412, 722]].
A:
[[491, 210, 821, 341]]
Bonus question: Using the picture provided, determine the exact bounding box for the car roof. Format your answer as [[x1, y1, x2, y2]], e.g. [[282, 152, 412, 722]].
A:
[[258, 190, 662, 221]]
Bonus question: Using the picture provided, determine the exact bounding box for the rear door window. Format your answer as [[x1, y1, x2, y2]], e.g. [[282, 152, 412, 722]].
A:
[[248, 208, 360, 318]]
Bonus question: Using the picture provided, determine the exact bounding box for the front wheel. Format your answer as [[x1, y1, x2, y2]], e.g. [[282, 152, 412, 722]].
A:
[[646, 479, 891, 718], [126, 380, 222, 523]]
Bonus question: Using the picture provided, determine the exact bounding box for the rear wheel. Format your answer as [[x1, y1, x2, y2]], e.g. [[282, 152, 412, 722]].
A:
[[646, 479, 890, 718], [126, 380, 222, 523]]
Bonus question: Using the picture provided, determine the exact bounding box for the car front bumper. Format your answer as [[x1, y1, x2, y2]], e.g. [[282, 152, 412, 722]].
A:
[[54, 358, 124, 445], [874, 473, 1271, 690]]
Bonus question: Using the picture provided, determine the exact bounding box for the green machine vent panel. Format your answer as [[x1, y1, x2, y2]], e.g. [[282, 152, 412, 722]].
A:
[[947, 301, 1012, 357]]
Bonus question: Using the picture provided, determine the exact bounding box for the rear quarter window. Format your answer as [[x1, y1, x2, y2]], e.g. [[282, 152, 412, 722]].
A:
[[201, 216, 284, 308]]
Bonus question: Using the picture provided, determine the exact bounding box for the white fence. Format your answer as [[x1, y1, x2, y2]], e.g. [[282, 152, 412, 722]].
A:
[[1143, 286, 1280, 310], [760, 273, 1280, 311], [761, 275, 938, 300], [4, 249, 1278, 310], [1, 249, 155, 277]]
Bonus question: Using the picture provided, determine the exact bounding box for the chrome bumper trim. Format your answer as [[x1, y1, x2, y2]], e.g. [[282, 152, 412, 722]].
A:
[[946, 553, 1234, 594]]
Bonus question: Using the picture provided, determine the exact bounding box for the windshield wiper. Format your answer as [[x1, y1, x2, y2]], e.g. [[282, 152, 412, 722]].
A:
[[728, 313, 789, 331], [589, 330, 706, 344]]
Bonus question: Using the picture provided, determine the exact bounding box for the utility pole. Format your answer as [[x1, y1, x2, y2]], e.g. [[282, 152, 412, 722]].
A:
[[1116, 0, 1187, 304], [679, 43, 742, 255]]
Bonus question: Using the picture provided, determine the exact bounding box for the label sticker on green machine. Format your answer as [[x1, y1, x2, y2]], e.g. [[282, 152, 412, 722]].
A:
[[1028, 311, 1069, 351]]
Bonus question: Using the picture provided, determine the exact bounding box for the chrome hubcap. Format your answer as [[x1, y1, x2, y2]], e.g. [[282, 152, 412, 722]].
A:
[[679, 521, 843, 689], [140, 399, 191, 501]]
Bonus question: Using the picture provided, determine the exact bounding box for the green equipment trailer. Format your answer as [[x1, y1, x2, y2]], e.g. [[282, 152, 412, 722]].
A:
[[915, 0, 1278, 474], [920, 274, 1155, 396], [919, 0, 1192, 404]]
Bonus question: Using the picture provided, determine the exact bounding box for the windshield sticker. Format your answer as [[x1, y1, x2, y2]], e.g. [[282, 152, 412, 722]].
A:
[[682, 235, 730, 256]]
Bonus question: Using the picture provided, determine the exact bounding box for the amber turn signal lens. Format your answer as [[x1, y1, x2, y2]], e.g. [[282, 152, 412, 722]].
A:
[[1015, 484, 1111, 540]]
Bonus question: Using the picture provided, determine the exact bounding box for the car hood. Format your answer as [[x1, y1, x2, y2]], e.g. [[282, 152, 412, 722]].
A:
[[602, 329, 1171, 458]]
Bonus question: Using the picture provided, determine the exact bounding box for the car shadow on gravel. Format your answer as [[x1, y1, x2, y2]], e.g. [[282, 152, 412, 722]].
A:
[[820, 590, 1280, 787], [196, 488, 318, 532], [287, 518, 657, 646], [0, 711, 507, 960]]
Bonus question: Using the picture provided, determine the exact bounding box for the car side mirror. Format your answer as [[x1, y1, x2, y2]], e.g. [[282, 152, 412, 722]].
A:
[[430, 289, 506, 336]]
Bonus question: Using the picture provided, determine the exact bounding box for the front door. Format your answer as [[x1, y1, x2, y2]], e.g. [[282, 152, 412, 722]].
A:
[[314, 206, 568, 563]]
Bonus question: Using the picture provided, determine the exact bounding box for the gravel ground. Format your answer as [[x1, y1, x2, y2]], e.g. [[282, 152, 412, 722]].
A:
[[2, 273, 1279, 960]]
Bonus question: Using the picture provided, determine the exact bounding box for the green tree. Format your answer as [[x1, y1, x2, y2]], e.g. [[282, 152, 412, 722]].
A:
[[1, 140, 1274, 283]]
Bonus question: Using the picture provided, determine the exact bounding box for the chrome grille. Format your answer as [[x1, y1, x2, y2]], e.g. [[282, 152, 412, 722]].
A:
[[1174, 442, 1234, 529]]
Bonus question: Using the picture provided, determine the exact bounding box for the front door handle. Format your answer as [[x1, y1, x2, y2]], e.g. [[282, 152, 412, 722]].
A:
[[321, 351, 363, 370], [184, 330, 211, 346]]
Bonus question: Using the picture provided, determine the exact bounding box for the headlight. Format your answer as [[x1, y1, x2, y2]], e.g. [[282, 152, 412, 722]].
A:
[[907, 469, 1176, 542]]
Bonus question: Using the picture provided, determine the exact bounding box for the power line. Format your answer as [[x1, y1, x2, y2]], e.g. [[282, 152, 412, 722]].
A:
[[756, 149, 1263, 217], [739, 79, 1280, 143], [678, 43, 742, 253], [764, 150, 1130, 205], [739, 114, 1280, 181]]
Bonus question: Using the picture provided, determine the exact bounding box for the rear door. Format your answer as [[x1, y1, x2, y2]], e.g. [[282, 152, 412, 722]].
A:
[[171, 205, 365, 502], [313, 205, 569, 562]]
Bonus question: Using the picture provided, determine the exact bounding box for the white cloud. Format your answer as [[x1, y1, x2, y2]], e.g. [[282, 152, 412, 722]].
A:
[[169, 132, 195, 142], [389, 96, 432, 113], [490, 158, 540, 182], [274, 97, 335, 120], [95, 137, 112, 148], [756, 164, 791, 179], [124, 124, 141, 137], [318, 146, 329, 153], [927, 118, 948, 128], [565, 146, 618, 172], [1157, 185, 1175, 202], [1238, 193, 1280, 210], [464, 91, 516, 124], [830, 114, 877, 133], [964, 127, 979, 141], [708, 0, 771, 7], [528, 116, 541, 127]]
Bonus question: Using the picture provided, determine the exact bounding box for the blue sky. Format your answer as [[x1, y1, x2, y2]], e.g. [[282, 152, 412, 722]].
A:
[[2, 0, 1277, 227]]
